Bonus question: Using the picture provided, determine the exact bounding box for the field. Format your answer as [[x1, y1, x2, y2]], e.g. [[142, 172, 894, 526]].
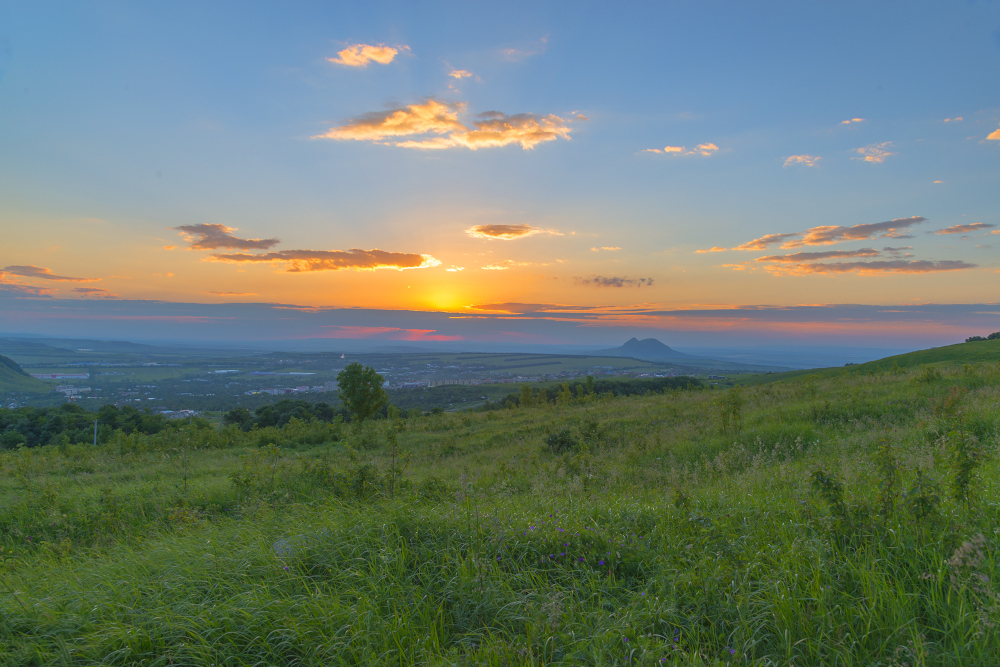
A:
[[1, 346, 999, 665]]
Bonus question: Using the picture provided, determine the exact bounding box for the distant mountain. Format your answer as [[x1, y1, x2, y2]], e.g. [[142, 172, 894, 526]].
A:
[[593, 338, 692, 360], [0, 354, 48, 393]]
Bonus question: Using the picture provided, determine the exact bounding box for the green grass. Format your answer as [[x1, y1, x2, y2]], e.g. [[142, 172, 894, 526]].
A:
[[0, 355, 48, 393], [1, 359, 999, 664], [739, 338, 1000, 385]]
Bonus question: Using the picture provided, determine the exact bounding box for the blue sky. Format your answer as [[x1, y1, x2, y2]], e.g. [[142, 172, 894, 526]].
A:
[[1, 1, 998, 348]]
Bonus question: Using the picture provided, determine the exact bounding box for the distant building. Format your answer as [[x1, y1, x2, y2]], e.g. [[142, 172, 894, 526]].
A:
[[32, 373, 89, 380]]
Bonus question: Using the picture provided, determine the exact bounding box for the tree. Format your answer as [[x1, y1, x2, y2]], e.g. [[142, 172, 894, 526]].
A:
[[336, 363, 387, 422], [989, 332, 1000, 340]]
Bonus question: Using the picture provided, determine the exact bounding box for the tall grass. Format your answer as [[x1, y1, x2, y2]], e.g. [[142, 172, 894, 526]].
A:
[[1, 363, 998, 665]]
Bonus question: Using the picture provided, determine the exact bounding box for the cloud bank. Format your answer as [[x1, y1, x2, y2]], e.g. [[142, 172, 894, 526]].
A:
[[643, 143, 718, 156]]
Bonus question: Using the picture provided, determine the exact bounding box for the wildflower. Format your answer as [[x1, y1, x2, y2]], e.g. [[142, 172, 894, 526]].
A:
[[283, 566, 289, 571], [599, 560, 605, 565], [579, 557, 584, 562]]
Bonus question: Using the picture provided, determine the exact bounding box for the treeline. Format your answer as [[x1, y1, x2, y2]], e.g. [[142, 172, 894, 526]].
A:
[[0, 403, 199, 449], [487, 375, 702, 409], [965, 332, 1000, 342]]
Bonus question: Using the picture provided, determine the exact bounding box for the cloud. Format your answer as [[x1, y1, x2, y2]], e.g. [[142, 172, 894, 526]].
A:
[[695, 247, 728, 253], [315, 100, 573, 151], [466, 224, 561, 240], [644, 143, 718, 157], [733, 233, 802, 251], [313, 100, 466, 142], [756, 248, 883, 263], [1, 265, 100, 282], [162, 245, 177, 250], [943, 117, 963, 122], [73, 287, 119, 299], [763, 259, 976, 276], [445, 266, 464, 272], [591, 246, 621, 252], [784, 216, 927, 248], [207, 291, 258, 297], [575, 276, 654, 288], [784, 155, 821, 167], [173, 223, 280, 250], [0, 275, 56, 296], [988, 128, 1000, 141], [853, 142, 895, 163], [208, 249, 441, 272], [841, 118, 865, 124], [327, 43, 407, 67], [933, 222, 996, 235], [448, 69, 473, 79]]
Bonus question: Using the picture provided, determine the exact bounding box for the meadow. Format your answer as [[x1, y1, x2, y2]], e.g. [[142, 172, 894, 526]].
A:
[[1, 352, 999, 665]]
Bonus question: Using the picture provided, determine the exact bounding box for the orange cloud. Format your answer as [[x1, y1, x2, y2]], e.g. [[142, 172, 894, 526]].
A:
[[466, 224, 560, 240], [788, 217, 927, 247], [943, 117, 963, 122], [695, 247, 728, 253], [315, 100, 573, 151], [988, 128, 1000, 141], [162, 245, 177, 250], [733, 233, 802, 251], [783, 155, 821, 167], [208, 249, 441, 272], [591, 246, 621, 252], [207, 291, 258, 297], [645, 143, 718, 157], [448, 69, 473, 79], [934, 222, 996, 234], [327, 43, 406, 67], [0, 274, 57, 296], [756, 248, 883, 263], [841, 118, 865, 124], [1, 265, 100, 282], [853, 142, 895, 163], [764, 260, 975, 276], [313, 100, 466, 142], [174, 223, 280, 250]]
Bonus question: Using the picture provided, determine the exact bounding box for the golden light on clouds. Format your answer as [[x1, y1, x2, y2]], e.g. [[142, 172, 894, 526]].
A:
[[327, 43, 407, 67], [314, 100, 573, 150], [466, 224, 561, 240], [840, 118, 865, 124], [208, 248, 441, 272], [695, 247, 728, 253], [987, 128, 1000, 140], [643, 143, 718, 156], [174, 223, 280, 250], [734, 217, 927, 251], [448, 69, 473, 79], [783, 154, 821, 167], [1, 265, 100, 282], [934, 222, 996, 235], [853, 142, 895, 163], [762, 259, 975, 276]]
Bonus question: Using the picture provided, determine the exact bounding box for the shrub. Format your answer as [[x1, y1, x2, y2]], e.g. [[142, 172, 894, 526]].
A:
[[546, 429, 580, 454]]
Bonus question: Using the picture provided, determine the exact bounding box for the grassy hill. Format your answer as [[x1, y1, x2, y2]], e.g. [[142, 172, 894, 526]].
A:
[[1, 355, 998, 663], [0, 354, 48, 392], [740, 338, 1000, 385]]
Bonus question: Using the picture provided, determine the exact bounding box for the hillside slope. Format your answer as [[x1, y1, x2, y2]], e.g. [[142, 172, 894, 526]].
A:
[[0, 354, 49, 392], [743, 338, 1000, 384]]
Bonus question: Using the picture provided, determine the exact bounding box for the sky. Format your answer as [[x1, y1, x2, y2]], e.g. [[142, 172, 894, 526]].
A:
[[1, 1, 999, 350]]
